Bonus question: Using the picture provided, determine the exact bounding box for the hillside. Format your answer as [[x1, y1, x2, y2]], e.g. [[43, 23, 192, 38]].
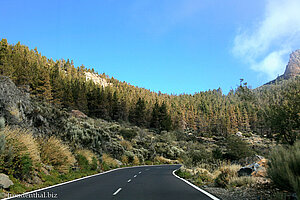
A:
[[0, 38, 300, 199], [0, 38, 297, 136]]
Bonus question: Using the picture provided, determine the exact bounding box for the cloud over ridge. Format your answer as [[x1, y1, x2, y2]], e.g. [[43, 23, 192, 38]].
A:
[[233, 0, 300, 79]]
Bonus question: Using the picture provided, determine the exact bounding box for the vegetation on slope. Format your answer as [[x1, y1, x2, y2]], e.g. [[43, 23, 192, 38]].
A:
[[0, 38, 299, 199], [1, 38, 299, 144]]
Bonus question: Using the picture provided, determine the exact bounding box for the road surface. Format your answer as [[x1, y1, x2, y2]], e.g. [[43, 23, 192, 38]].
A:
[[6, 165, 219, 200]]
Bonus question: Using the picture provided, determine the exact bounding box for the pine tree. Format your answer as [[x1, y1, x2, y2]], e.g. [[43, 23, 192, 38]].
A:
[[159, 102, 172, 132], [130, 98, 147, 127], [241, 108, 251, 133], [150, 100, 160, 129], [0, 39, 13, 77]]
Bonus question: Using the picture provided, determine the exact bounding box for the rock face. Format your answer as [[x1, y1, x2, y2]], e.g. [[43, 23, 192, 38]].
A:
[[0, 76, 32, 125], [283, 49, 300, 79], [84, 72, 112, 87], [264, 50, 300, 85], [0, 174, 13, 189]]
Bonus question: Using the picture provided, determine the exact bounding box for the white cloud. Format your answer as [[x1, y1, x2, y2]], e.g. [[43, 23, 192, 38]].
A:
[[233, 0, 300, 79]]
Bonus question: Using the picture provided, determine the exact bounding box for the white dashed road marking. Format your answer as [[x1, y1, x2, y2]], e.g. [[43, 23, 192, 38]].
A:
[[127, 179, 131, 183], [113, 188, 122, 196], [139, 171, 141, 174], [134, 175, 137, 178]]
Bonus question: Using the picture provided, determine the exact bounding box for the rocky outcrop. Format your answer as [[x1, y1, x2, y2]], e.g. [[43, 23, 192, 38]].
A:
[[84, 72, 112, 87], [264, 50, 300, 85], [283, 49, 300, 79], [0, 76, 32, 125], [0, 174, 13, 189]]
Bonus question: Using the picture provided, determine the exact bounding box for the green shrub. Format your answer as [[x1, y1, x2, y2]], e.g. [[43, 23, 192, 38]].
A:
[[16, 154, 33, 178], [212, 147, 223, 160], [225, 136, 254, 160], [268, 142, 300, 197], [119, 129, 137, 140], [144, 160, 152, 165], [75, 149, 99, 171], [176, 169, 192, 179], [76, 154, 90, 171], [90, 157, 98, 170]]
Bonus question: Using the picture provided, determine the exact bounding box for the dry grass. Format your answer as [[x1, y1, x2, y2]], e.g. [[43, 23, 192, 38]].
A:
[[121, 155, 129, 165], [8, 106, 20, 119], [75, 149, 98, 165], [39, 136, 75, 173], [132, 156, 140, 165], [102, 153, 119, 167], [120, 140, 132, 150], [194, 168, 213, 176], [215, 164, 242, 187], [4, 127, 41, 166], [219, 164, 241, 173], [154, 156, 179, 164], [229, 176, 257, 188], [212, 169, 221, 179]]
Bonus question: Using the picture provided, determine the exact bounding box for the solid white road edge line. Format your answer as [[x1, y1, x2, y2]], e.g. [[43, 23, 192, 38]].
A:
[[3, 164, 180, 200], [113, 188, 122, 196], [172, 169, 220, 200], [127, 179, 131, 183]]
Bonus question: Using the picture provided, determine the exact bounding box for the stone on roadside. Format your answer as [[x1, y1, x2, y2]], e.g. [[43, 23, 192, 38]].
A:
[[0, 173, 13, 189]]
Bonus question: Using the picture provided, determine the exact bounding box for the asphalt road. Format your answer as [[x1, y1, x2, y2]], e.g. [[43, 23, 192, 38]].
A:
[[7, 165, 218, 200]]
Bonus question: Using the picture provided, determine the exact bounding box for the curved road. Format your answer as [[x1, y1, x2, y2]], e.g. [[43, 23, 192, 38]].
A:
[[6, 165, 219, 200]]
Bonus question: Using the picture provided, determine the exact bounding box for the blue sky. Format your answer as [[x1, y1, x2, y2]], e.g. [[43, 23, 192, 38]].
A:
[[1, 0, 300, 94]]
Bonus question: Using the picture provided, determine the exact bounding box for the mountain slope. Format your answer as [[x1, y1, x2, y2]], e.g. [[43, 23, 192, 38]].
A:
[[265, 50, 300, 85]]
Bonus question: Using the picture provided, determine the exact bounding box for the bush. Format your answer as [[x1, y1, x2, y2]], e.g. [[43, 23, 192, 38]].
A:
[[212, 147, 223, 160], [76, 154, 90, 171], [119, 129, 137, 140], [228, 176, 256, 188], [101, 153, 119, 170], [268, 142, 300, 197], [215, 164, 240, 187], [190, 149, 210, 165], [4, 128, 41, 166], [120, 140, 132, 150], [75, 149, 98, 165], [17, 154, 33, 178], [0, 128, 38, 179], [39, 136, 75, 173], [225, 136, 254, 160], [121, 155, 129, 165], [176, 168, 193, 179], [132, 156, 140, 165], [196, 168, 213, 180]]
